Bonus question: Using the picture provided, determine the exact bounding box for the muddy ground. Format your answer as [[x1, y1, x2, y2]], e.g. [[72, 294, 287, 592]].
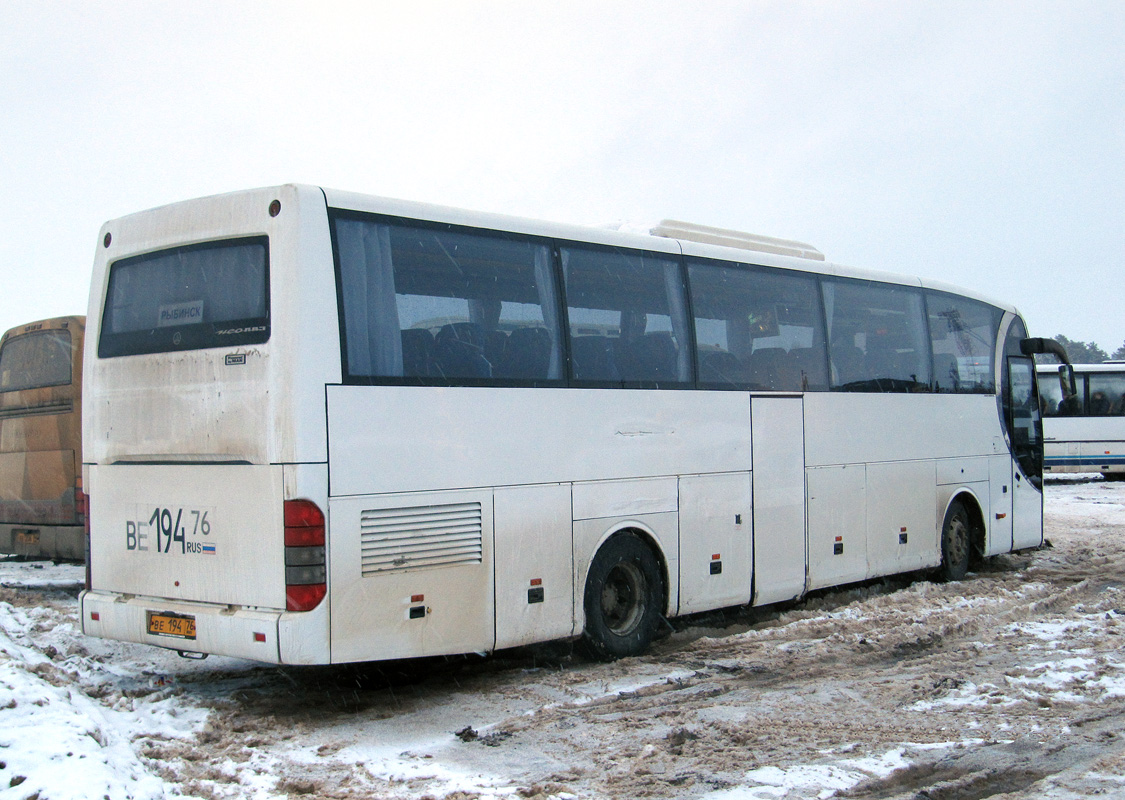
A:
[[3, 478, 1125, 799]]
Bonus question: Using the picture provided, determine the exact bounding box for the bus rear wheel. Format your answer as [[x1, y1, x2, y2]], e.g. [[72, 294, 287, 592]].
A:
[[939, 499, 971, 582], [582, 533, 663, 661]]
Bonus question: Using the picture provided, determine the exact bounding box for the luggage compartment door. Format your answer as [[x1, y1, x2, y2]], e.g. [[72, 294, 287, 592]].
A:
[[678, 472, 752, 614], [328, 489, 494, 663]]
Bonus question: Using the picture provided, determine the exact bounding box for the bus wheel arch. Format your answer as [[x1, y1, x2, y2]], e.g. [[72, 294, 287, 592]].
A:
[[962, 494, 987, 564], [939, 494, 982, 582], [580, 528, 667, 661]]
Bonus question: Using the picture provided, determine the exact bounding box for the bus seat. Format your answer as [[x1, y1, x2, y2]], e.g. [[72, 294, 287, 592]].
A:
[[570, 336, 620, 382], [772, 353, 802, 390], [788, 347, 826, 391], [830, 343, 865, 386], [747, 347, 784, 389], [864, 342, 896, 383], [698, 350, 745, 385], [433, 323, 492, 378], [624, 333, 677, 382], [484, 330, 508, 366], [400, 328, 434, 377], [499, 327, 551, 379], [436, 322, 484, 348]]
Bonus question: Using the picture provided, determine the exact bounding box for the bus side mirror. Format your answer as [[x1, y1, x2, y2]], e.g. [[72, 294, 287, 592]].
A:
[[1019, 337, 1070, 364], [1019, 337, 1077, 397], [1057, 364, 1077, 399]]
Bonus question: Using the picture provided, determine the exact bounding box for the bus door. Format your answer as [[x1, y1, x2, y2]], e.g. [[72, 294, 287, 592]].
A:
[[750, 396, 807, 605], [1007, 356, 1044, 549]]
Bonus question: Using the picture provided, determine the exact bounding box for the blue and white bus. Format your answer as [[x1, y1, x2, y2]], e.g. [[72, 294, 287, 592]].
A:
[[1038, 362, 1125, 479]]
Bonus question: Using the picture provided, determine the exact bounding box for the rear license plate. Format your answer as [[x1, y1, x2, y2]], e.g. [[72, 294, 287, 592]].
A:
[[14, 530, 40, 546], [147, 611, 196, 639]]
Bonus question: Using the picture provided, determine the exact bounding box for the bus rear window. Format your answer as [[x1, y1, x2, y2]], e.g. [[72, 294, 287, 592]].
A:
[[98, 237, 270, 358], [0, 330, 73, 391]]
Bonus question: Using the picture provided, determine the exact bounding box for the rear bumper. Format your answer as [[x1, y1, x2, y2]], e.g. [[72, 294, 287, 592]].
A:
[[0, 523, 84, 560], [80, 589, 331, 664]]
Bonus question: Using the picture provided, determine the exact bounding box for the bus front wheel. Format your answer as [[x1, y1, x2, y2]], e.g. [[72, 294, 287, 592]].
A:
[[939, 500, 971, 582], [582, 533, 663, 661]]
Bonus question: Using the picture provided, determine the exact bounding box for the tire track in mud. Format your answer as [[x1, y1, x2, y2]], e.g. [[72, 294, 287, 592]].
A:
[[142, 483, 1125, 799], [438, 546, 1125, 798]]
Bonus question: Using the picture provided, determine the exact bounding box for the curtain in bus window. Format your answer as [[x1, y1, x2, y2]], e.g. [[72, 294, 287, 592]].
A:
[[335, 220, 402, 377], [1088, 373, 1125, 416], [534, 247, 563, 380], [823, 279, 930, 392], [333, 215, 562, 383], [687, 259, 827, 391], [0, 331, 72, 392], [926, 293, 1001, 394], [561, 245, 691, 386], [663, 261, 692, 381]]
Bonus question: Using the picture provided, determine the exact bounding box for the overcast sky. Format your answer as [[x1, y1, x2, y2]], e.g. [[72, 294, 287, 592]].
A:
[[2, 1, 1122, 351]]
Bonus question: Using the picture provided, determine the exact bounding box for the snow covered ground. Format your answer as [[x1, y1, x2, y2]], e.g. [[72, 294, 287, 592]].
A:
[[3, 477, 1125, 799]]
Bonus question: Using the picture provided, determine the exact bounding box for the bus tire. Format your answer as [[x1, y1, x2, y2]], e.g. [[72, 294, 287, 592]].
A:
[[581, 532, 664, 661], [939, 499, 971, 582]]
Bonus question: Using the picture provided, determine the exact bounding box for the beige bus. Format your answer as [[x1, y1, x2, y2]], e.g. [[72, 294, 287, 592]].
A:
[[0, 316, 86, 560]]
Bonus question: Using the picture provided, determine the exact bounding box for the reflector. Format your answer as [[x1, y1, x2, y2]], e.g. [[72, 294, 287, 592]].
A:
[[286, 583, 326, 612]]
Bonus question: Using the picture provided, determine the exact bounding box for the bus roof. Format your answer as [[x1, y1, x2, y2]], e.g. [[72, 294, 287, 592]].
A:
[[1, 315, 85, 344], [105, 183, 1021, 317], [325, 186, 1021, 314]]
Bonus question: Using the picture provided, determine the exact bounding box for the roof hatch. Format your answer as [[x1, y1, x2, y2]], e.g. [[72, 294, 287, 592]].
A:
[[651, 219, 824, 261]]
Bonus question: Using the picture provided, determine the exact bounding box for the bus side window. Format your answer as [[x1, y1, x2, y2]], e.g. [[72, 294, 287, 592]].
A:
[[1088, 373, 1125, 417], [561, 245, 691, 387], [926, 293, 1001, 394], [823, 279, 930, 392], [333, 215, 563, 384], [686, 258, 827, 391]]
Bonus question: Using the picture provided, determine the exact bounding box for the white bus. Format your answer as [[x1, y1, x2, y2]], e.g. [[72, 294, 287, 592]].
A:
[[1038, 362, 1125, 479], [81, 185, 1049, 665]]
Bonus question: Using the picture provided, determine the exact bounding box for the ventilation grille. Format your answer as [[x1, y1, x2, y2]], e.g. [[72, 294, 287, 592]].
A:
[[0, 401, 74, 421], [360, 502, 483, 575]]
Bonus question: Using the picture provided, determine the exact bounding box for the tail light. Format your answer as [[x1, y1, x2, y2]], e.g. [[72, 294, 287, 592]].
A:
[[284, 500, 326, 611], [78, 489, 91, 590], [76, 487, 88, 525]]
